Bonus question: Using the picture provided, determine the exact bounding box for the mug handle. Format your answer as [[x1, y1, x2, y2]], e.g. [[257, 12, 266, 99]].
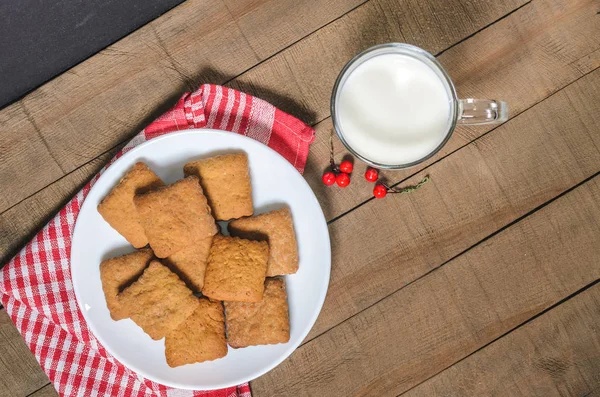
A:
[[457, 98, 508, 125]]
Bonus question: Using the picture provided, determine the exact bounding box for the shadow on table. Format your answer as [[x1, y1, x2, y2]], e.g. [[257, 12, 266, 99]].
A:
[[205, 67, 318, 126], [128, 65, 318, 133]]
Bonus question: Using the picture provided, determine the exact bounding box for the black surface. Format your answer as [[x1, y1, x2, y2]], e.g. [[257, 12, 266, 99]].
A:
[[0, 0, 186, 109]]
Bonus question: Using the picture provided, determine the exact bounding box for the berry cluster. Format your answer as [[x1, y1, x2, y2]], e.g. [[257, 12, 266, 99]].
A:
[[322, 160, 389, 198], [322, 129, 429, 198], [322, 160, 353, 187]]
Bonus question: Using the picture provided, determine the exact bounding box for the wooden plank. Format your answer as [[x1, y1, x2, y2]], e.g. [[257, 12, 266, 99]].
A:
[[251, 165, 600, 396], [28, 384, 59, 397], [0, 151, 115, 263], [0, 309, 50, 397], [304, 65, 600, 343], [0, 0, 528, 265], [234, 0, 600, 220], [223, 0, 366, 59], [403, 284, 600, 397], [29, 384, 59, 397], [0, 0, 366, 214]]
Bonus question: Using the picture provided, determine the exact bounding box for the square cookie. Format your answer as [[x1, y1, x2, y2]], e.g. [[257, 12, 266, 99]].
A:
[[165, 236, 213, 293], [183, 153, 253, 221], [224, 278, 290, 348], [229, 208, 298, 276], [118, 261, 199, 340], [202, 235, 268, 302], [99, 248, 154, 321], [165, 298, 227, 367], [98, 162, 164, 248], [134, 176, 217, 258]]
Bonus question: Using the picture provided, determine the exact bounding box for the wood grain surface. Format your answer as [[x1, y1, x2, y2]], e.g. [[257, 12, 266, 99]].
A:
[[1, 0, 599, 395], [223, 0, 367, 59], [404, 283, 600, 396], [0, 151, 115, 261], [28, 385, 59, 397]]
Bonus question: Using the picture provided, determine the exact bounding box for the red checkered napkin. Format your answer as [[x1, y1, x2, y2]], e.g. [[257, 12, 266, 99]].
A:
[[0, 85, 315, 397]]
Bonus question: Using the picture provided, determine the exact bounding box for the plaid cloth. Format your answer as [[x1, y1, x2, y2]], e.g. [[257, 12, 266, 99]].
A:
[[0, 84, 315, 397]]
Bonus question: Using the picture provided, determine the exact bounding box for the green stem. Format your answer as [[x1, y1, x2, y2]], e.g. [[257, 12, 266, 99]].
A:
[[388, 175, 430, 194]]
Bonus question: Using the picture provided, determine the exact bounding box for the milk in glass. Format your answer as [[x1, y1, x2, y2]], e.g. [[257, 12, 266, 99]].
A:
[[337, 53, 452, 166]]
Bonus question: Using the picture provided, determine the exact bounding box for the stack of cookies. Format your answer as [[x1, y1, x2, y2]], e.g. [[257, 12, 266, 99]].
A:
[[97, 153, 298, 367]]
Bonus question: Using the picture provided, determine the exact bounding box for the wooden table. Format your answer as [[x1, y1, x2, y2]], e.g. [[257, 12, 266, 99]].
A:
[[1, 0, 599, 395]]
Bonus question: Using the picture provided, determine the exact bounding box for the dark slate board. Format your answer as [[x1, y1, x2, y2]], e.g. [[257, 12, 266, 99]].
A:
[[0, 0, 185, 109]]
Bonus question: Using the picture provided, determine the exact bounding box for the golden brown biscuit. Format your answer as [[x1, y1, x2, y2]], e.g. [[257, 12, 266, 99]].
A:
[[133, 176, 217, 258], [183, 153, 253, 221], [202, 235, 268, 302], [224, 278, 290, 348], [165, 298, 227, 367], [98, 162, 164, 248], [99, 248, 154, 321], [165, 237, 213, 293], [229, 208, 298, 276], [118, 261, 199, 340]]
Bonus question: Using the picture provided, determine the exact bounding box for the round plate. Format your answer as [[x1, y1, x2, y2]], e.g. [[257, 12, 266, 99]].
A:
[[71, 129, 331, 390]]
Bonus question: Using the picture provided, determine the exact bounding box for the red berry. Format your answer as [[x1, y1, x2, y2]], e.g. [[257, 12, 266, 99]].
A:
[[365, 168, 379, 182], [336, 172, 351, 187], [322, 172, 336, 186], [373, 184, 388, 198], [321, 172, 335, 186], [339, 160, 353, 173]]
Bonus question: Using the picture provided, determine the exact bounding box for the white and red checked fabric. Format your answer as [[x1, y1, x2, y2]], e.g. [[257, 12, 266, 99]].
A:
[[0, 84, 315, 397]]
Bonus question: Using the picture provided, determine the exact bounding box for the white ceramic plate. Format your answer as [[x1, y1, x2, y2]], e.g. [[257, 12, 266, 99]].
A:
[[71, 129, 331, 390]]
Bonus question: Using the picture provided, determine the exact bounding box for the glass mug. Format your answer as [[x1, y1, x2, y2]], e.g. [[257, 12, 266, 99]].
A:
[[331, 43, 508, 169]]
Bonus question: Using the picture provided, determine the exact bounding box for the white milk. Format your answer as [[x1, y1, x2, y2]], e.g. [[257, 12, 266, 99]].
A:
[[337, 53, 452, 166]]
